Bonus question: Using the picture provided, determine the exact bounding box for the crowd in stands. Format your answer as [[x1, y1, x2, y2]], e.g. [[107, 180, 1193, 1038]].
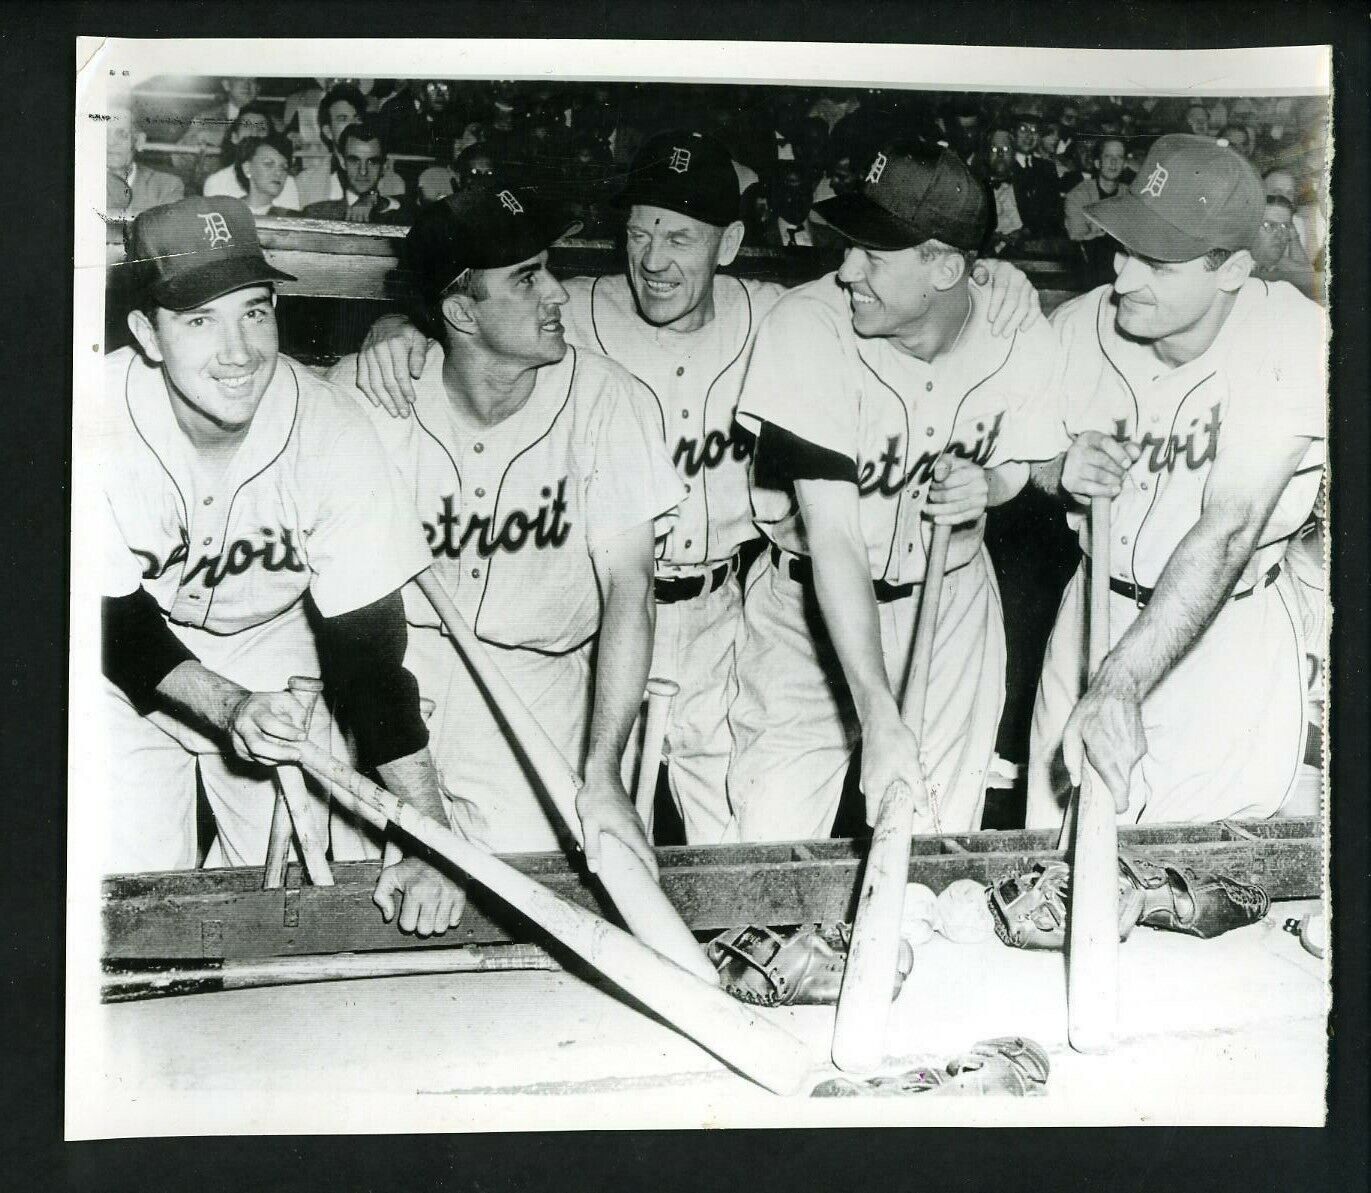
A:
[[108, 77, 1329, 299]]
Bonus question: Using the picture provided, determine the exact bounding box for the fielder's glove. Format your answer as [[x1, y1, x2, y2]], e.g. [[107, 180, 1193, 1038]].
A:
[[989, 855, 1269, 950], [706, 923, 913, 1008]]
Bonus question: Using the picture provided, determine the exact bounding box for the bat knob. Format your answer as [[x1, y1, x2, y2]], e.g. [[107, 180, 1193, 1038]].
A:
[[646, 678, 681, 698], [287, 675, 325, 694]]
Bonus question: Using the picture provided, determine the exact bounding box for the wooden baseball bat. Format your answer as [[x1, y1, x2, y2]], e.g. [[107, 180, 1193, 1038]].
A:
[[1067, 494, 1119, 1053], [634, 677, 680, 830], [832, 519, 952, 1073], [102, 943, 560, 1003], [263, 677, 331, 889], [292, 737, 814, 1096], [414, 571, 717, 985]]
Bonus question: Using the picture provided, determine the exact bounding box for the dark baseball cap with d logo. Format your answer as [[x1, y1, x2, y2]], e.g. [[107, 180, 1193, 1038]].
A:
[[615, 129, 741, 228], [405, 179, 581, 304], [125, 196, 296, 310], [1084, 133, 1264, 262], [813, 141, 990, 252]]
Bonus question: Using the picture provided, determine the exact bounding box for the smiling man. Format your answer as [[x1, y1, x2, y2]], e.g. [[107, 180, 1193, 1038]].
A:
[[349, 129, 1040, 844], [302, 118, 407, 225], [1026, 135, 1326, 828], [98, 197, 464, 937], [729, 142, 1063, 841], [328, 180, 682, 866]]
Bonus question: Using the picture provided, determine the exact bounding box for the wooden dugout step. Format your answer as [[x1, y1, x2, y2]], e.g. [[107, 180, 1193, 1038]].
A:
[[103, 818, 1321, 963]]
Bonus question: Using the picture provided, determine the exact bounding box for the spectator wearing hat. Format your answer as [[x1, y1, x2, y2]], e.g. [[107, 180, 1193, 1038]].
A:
[[326, 180, 681, 863], [727, 141, 1055, 840], [1027, 134, 1327, 829], [96, 196, 465, 937]]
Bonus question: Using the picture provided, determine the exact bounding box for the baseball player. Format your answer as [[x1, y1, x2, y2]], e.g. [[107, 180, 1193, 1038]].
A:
[[351, 130, 1042, 844], [729, 142, 1064, 842], [95, 197, 463, 935], [1025, 135, 1326, 827], [328, 179, 682, 867]]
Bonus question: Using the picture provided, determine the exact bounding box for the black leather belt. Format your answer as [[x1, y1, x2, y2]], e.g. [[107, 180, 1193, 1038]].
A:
[[654, 555, 739, 605], [770, 545, 918, 604], [1108, 562, 1282, 607]]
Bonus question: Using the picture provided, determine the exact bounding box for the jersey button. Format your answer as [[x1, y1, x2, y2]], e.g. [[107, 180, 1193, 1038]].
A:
[[925, 427, 935, 437], [684, 539, 693, 549], [475, 487, 486, 498], [1139, 481, 1149, 491], [1120, 535, 1130, 545], [681, 409, 689, 420], [470, 567, 481, 579], [202, 496, 213, 506], [676, 366, 685, 377], [684, 483, 691, 493], [925, 382, 933, 392], [910, 489, 920, 498], [202, 536, 212, 546], [473, 442, 484, 454]]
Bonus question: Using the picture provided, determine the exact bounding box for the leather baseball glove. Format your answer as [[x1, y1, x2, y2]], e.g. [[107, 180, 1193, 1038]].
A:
[[706, 923, 914, 1008], [989, 855, 1269, 950]]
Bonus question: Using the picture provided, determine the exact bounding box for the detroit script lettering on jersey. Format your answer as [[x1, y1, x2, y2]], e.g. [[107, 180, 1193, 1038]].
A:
[[673, 426, 753, 480], [1113, 405, 1221, 474], [131, 526, 307, 590], [423, 478, 573, 560], [856, 415, 1004, 497]]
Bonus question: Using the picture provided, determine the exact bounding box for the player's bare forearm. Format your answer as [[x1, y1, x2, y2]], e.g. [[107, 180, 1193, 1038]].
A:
[[586, 521, 658, 783], [795, 480, 896, 727], [155, 660, 249, 735], [376, 748, 448, 826], [1095, 435, 1313, 702]]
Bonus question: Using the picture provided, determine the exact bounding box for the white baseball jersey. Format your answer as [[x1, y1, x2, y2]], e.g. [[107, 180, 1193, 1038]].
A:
[[561, 273, 785, 570], [1027, 279, 1327, 828], [331, 342, 685, 652], [98, 347, 432, 680], [93, 347, 431, 871], [737, 272, 1064, 580], [1046, 279, 1327, 590]]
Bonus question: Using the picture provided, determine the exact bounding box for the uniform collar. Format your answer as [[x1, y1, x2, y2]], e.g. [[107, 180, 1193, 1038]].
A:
[[414, 340, 576, 448], [124, 350, 300, 495]]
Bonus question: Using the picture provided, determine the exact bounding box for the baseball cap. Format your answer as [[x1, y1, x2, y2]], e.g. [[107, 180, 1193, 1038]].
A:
[[1084, 133, 1264, 262], [404, 179, 581, 303], [614, 129, 741, 228], [812, 141, 990, 252], [125, 196, 295, 310]]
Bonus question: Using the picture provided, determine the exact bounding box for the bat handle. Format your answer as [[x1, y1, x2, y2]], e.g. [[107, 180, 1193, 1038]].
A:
[[634, 678, 680, 831], [1068, 495, 1119, 1052], [263, 677, 329, 890]]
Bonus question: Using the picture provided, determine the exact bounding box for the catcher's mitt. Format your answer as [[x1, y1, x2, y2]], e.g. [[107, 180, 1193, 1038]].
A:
[[989, 855, 1269, 950], [706, 923, 914, 1008], [989, 860, 1142, 950], [1118, 854, 1270, 938]]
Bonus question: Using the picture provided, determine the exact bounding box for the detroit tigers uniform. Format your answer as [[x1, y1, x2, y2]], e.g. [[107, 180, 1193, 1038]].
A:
[[1026, 279, 1326, 827], [95, 347, 432, 872], [331, 342, 684, 855], [729, 274, 1062, 841], [559, 272, 784, 843]]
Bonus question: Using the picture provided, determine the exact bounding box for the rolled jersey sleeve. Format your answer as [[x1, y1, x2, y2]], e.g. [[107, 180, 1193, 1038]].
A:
[[302, 416, 434, 617], [735, 296, 861, 461], [585, 375, 688, 548]]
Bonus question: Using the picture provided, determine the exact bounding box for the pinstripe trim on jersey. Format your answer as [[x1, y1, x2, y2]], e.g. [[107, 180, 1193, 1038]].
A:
[[202, 361, 302, 627], [474, 345, 589, 657], [1095, 288, 1141, 435], [699, 275, 753, 562]]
